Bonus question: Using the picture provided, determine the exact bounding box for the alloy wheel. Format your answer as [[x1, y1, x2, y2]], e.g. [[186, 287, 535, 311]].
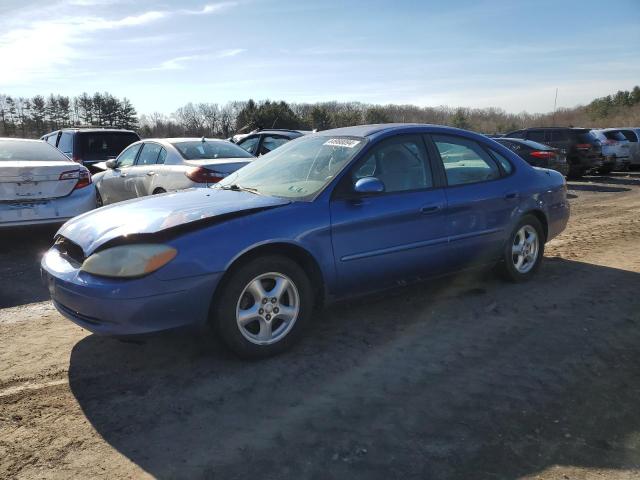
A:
[[512, 225, 539, 274], [235, 272, 300, 345]]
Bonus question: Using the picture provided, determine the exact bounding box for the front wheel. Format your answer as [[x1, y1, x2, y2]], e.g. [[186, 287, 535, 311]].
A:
[[212, 255, 314, 358], [498, 215, 545, 282]]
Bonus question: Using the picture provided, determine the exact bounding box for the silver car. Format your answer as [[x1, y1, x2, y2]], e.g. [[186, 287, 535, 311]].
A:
[[606, 128, 640, 168], [591, 129, 631, 170], [0, 138, 96, 227], [93, 138, 255, 206]]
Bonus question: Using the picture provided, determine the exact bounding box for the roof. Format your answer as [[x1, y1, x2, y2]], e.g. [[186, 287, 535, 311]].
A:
[[156, 137, 233, 143], [0, 137, 44, 143], [58, 128, 137, 133], [316, 123, 466, 138]]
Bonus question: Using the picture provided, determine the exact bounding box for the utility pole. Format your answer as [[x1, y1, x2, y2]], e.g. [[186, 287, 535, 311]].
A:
[[552, 88, 558, 125]]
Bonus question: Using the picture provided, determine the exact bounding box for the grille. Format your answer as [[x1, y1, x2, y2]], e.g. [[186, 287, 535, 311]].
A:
[[54, 236, 85, 266]]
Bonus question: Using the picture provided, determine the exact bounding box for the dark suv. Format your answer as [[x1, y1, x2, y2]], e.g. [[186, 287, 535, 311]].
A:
[[503, 127, 604, 178], [41, 128, 140, 172], [231, 129, 310, 156]]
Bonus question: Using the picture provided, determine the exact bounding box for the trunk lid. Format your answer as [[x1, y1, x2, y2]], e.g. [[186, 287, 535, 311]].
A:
[[0, 160, 80, 201], [185, 158, 252, 176]]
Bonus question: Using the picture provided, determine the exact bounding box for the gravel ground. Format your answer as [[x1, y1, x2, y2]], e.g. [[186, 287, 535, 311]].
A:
[[1, 173, 640, 480]]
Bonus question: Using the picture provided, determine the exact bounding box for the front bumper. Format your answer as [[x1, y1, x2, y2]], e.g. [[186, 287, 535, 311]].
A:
[[0, 185, 96, 228], [41, 248, 222, 335]]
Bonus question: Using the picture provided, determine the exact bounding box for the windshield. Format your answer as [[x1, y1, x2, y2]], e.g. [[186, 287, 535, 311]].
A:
[[0, 140, 69, 161], [78, 132, 140, 160], [173, 140, 254, 160], [217, 135, 367, 199]]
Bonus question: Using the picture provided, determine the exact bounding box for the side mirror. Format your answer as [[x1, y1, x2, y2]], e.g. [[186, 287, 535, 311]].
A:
[[105, 159, 117, 169], [354, 177, 385, 194]]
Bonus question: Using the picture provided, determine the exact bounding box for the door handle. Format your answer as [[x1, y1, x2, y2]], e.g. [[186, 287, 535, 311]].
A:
[[146, 171, 155, 176], [420, 205, 442, 214], [504, 192, 519, 200]]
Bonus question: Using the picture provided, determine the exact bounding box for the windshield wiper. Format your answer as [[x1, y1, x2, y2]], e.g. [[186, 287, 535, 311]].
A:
[[219, 183, 262, 195]]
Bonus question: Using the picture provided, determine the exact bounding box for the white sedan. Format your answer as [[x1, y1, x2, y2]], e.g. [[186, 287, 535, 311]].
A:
[[0, 138, 95, 227], [93, 138, 255, 206]]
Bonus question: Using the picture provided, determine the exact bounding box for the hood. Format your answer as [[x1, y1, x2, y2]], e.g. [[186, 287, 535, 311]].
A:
[[58, 188, 290, 254]]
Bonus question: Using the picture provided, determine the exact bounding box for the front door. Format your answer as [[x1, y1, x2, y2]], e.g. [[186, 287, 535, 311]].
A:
[[330, 134, 449, 296], [129, 142, 164, 197], [99, 143, 141, 204]]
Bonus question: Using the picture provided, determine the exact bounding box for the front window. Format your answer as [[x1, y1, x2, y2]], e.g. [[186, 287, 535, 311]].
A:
[[217, 135, 367, 200], [173, 140, 253, 160]]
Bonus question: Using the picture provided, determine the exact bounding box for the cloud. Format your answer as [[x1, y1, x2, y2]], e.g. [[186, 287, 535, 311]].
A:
[[217, 48, 246, 58], [150, 49, 246, 71], [0, 2, 238, 87], [183, 2, 238, 15]]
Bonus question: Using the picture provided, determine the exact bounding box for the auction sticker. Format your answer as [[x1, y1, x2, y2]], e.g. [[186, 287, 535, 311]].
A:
[[323, 138, 361, 148]]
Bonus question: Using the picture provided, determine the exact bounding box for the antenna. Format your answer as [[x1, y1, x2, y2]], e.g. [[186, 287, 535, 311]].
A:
[[552, 88, 558, 126]]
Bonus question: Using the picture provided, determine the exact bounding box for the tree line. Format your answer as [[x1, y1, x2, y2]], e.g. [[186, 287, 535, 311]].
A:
[[2, 86, 639, 140], [0, 92, 138, 138]]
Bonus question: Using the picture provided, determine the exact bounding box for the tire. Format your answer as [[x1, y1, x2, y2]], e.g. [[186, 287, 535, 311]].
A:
[[599, 166, 613, 174], [211, 255, 314, 358], [498, 215, 545, 282], [153, 188, 166, 194]]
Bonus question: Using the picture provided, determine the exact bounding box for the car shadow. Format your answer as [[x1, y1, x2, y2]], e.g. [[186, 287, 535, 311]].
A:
[[67, 258, 640, 479], [0, 225, 58, 308], [577, 172, 640, 187], [567, 183, 630, 193]]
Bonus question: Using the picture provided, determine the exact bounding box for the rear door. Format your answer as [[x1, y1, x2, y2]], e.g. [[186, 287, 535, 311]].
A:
[[428, 133, 517, 268], [98, 143, 141, 204], [330, 134, 449, 295]]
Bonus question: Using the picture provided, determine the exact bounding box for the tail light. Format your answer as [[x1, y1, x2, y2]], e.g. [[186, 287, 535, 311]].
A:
[[575, 143, 592, 150], [530, 151, 556, 160], [59, 168, 92, 190], [185, 167, 224, 184]]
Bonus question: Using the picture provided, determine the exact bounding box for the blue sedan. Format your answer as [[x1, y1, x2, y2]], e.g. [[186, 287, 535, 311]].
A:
[[42, 124, 570, 358]]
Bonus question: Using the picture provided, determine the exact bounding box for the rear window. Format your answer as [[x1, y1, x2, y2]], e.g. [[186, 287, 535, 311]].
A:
[[619, 130, 638, 142], [576, 131, 597, 143], [527, 130, 546, 142], [173, 140, 254, 160], [0, 140, 69, 162], [498, 140, 555, 150], [550, 130, 569, 142], [603, 131, 627, 141], [77, 132, 140, 160]]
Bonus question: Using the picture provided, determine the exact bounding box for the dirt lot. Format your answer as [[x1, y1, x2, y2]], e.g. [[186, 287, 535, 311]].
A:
[[1, 173, 640, 480]]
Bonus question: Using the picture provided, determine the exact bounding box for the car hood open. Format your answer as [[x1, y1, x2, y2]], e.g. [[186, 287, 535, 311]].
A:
[[58, 188, 290, 255]]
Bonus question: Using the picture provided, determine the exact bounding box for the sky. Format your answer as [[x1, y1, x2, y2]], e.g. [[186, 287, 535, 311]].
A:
[[1, 0, 639, 115]]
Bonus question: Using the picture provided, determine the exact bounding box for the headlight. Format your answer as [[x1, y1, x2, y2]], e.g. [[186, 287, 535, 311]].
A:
[[81, 244, 177, 278]]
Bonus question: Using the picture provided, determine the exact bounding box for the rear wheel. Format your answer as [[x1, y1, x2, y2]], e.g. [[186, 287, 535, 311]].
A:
[[599, 165, 613, 174], [153, 188, 166, 194], [498, 215, 545, 282], [212, 255, 314, 358]]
